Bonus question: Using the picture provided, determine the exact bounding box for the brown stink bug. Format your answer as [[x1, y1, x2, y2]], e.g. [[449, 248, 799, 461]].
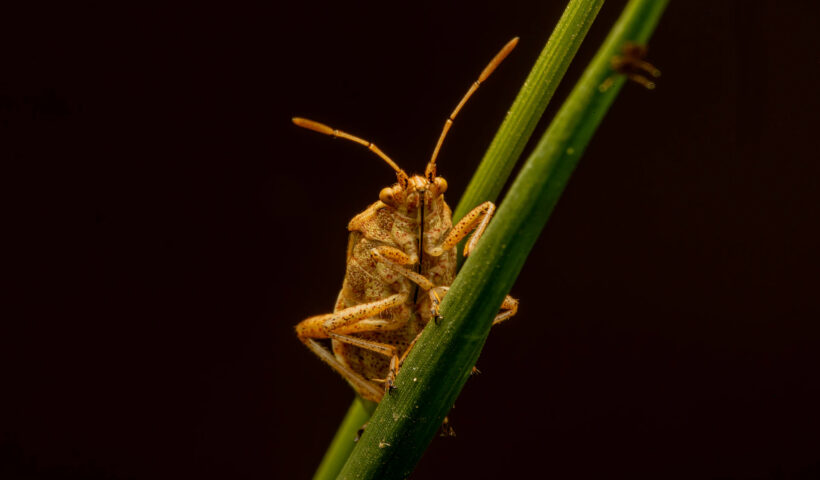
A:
[[293, 38, 520, 403]]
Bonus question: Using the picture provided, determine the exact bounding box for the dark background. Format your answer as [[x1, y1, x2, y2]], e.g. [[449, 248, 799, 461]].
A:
[[3, 1, 820, 478]]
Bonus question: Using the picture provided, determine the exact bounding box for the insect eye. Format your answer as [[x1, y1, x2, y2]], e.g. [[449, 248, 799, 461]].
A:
[[379, 187, 395, 204], [434, 177, 447, 194]]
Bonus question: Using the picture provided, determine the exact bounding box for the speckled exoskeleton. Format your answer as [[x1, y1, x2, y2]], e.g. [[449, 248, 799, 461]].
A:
[[293, 39, 520, 403]]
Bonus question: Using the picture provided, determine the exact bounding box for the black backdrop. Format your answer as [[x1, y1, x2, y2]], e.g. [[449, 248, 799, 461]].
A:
[[4, 1, 820, 478]]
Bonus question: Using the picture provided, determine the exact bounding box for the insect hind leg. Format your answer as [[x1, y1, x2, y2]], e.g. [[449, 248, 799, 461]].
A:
[[428, 286, 518, 326], [298, 337, 384, 402]]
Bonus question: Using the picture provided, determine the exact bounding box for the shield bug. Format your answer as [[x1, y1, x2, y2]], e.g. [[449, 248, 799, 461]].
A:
[[294, 38, 520, 403]]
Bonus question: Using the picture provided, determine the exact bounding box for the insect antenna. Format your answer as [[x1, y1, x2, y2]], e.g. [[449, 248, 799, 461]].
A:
[[292, 117, 409, 186], [425, 37, 519, 180]]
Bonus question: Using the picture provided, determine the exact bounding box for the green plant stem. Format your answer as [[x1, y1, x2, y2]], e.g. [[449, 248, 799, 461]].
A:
[[310, 1, 604, 478], [312, 399, 376, 480], [336, 0, 669, 478]]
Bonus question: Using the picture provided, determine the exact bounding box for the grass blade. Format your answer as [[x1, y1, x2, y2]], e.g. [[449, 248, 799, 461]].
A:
[[312, 399, 375, 480]]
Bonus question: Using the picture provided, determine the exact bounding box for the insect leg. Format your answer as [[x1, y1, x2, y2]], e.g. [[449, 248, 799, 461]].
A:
[[426, 201, 495, 258], [328, 332, 402, 391], [492, 294, 519, 326], [428, 286, 449, 320], [295, 293, 406, 339], [296, 293, 410, 395], [370, 246, 435, 291], [606, 42, 661, 91], [426, 286, 518, 326], [396, 327, 427, 367], [298, 337, 384, 402]]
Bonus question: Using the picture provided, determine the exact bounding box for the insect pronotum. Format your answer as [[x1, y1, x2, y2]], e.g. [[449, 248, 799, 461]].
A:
[[293, 38, 520, 403]]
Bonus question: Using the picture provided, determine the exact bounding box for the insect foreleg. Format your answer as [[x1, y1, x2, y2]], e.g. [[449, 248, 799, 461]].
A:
[[426, 201, 495, 258]]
